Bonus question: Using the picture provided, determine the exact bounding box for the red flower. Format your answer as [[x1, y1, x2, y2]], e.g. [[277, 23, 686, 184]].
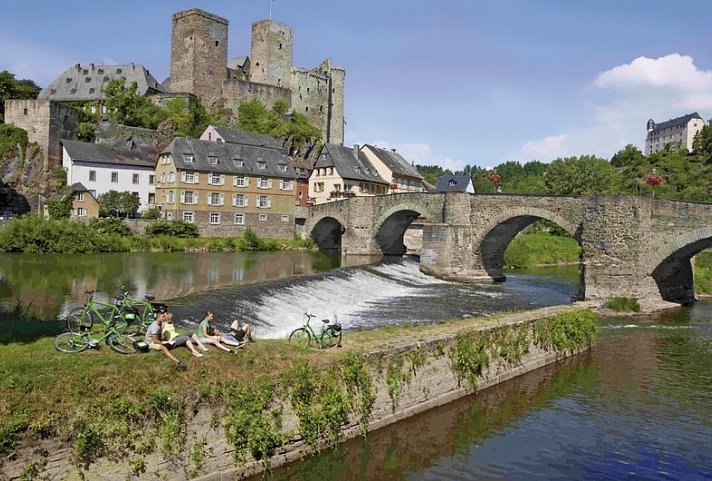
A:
[[488, 173, 501, 183], [644, 173, 664, 186], [389, 183, 398, 190]]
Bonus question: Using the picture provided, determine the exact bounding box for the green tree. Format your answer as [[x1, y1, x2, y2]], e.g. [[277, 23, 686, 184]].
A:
[[0, 71, 41, 122], [103, 79, 166, 129], [45, 196, 73, 219], [98, 190, 140, 218], [544, 155, 622, 196], [693, 122, 712, 161]]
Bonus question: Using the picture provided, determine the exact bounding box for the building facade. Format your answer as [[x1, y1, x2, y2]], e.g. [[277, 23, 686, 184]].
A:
[[61, 140, 157, 211], [155, 137, 297, 238], [359, 144, 425, 193], [44, 183, 100, 219], [308, 144, 388, 205], [645, 112, 705, 155]]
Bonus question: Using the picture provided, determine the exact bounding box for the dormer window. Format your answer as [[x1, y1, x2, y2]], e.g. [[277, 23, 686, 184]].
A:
[[354, 166, 360, 173], [449, 180, 457, 186], [278, 164, 287, 172], [184, 153, 194, 163], [209, 155, 218, 165], [257, 162, 266, 170], [233, 157, 244, 167]]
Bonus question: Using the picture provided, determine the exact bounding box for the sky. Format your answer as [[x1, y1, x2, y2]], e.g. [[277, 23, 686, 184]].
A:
[[2, 0, 711, 170]]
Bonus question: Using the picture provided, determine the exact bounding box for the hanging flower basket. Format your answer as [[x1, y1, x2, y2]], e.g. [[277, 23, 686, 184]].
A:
[[644, 173, 664, 186], [488, 173, 501, 183], [389, 183, 398, 190]]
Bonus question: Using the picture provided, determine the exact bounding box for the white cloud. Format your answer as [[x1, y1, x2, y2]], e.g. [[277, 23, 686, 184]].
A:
[[512, 54, 712, 163]]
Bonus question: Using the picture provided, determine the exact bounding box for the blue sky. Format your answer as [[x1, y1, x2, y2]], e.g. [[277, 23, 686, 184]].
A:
[[2, 0, 711, 169]]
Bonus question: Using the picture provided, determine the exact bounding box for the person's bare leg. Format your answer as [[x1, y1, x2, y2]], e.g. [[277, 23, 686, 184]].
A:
[[186, 339, 203, 357], [159, 345, 180, 364], [203, 336, 233, 352], [242, 324, 252, 341], [191, 333, 208, 351]]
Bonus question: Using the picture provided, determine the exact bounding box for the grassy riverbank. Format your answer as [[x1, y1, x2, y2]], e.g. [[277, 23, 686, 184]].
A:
[[0, 216, 314, 254], [0, 308, 597, 478]]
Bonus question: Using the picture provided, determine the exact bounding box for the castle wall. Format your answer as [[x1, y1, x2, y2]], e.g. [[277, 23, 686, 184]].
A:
[[4, 100, 78, 164], [170, 9, 228, 105], [222, 79, 291, 113], [328, 67, 345, 145], [290, 68, 330, 138], [250, 20, 293, 87]]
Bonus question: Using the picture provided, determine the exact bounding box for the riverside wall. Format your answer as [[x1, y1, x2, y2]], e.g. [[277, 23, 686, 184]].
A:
[[1, 304, 597, 481]]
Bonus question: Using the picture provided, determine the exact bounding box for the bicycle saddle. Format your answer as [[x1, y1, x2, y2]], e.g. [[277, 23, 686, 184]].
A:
[[144, 295, 155, 301], [321, 319, 330, 324]]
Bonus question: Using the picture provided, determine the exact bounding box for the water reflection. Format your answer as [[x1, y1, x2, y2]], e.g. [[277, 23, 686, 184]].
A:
[[0, 251, 339, 319]]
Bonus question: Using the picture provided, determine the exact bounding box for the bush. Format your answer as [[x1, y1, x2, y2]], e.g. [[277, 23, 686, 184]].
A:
[[88, 218, 133, 237], [144, 220, 199, 238], [141, 207, 160, 220], [236, 228, 279, 252], [606, 297, 641, 312]]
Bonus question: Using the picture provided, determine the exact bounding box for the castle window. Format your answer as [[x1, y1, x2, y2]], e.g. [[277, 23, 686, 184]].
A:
[[305, 107, 309, 112], [103, 76, 109, 82], [66, 78, 72, 83], [23, 108, 28, 116], [307, 88, 310, 92], [116, 68, 122, 74], [85, 77, 91, 83], [89, 88, 95, 94], [215, 41, 219, 47], [279, 43, 282, 49], [82, 69, 88, 75], [98, 68, 103, 74], [320, 106, 323, 113], [70, 88, 77, 94]]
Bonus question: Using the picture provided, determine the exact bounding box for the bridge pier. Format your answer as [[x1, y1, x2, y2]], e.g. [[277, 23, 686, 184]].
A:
[[420, 224, 496, 282]]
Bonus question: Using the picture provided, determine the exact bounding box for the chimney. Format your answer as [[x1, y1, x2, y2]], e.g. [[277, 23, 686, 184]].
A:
[[353, 144, 359, 157], [391, 148, 396, 152]]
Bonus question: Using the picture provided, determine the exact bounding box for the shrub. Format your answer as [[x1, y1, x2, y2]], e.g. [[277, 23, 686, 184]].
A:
[[88, 218, 133, 237], [141, 207, 160, 220], [144, 220, 199, 238], [236, 228, 279, 252], [606, 297, 641, 312], [45, 196, 73, 219]]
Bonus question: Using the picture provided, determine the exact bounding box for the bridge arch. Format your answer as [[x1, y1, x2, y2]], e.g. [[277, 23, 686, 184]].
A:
[[477, 207, 583, 281], [310, 215, 347, 251], [647, 227, 712, 304], [373, 202, 432, 256]]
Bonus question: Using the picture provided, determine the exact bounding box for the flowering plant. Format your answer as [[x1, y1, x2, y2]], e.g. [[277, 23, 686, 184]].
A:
[[488, 173, 501, 183]]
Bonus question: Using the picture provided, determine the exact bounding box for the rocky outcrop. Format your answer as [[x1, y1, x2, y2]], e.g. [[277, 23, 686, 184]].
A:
[[0, 143, 63, 212]]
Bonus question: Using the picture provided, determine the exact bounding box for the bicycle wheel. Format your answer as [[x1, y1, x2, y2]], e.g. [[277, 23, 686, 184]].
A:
[[108, 333, 136, 355], [66, 308, 93, 333], [288, 328, 311, 348], [320, 328, 342, 349], [54, 332, 90, 353]]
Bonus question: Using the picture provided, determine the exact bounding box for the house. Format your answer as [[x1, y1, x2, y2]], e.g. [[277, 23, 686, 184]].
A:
[[44, 183, 99, 219], [61, 140, 157, 211], [155, 137, 298, 237], [308, 144, 389, 204], [435, 176, 475, 194], [646, 112, 705, 155], [358, 144, 425, 193]]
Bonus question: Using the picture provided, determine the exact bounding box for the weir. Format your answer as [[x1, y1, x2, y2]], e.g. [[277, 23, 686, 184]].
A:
[[306, 193, 712, 305]]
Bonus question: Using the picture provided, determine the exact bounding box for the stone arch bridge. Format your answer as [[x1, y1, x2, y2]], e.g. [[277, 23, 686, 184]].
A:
[[304, 192, 712, 304]]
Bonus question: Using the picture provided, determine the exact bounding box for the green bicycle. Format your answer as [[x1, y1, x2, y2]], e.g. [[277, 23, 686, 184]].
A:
[[118, 286, 166, 336], [288, 313, 342, 348], [54, 317, 136, 354], [65, 290, 135, 334]]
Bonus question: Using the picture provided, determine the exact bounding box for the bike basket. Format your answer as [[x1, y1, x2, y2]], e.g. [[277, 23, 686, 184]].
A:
[[329, 323, 342, 333], [151, 303, 168, 313], [133, 340, 150, 353]]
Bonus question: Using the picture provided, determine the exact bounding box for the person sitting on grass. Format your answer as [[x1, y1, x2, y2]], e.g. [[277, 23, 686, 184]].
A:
[[220, 320, 252, 347], [161, 312, 206, 358], [191, 311, 238, 354], [145, 312, 187, 370]]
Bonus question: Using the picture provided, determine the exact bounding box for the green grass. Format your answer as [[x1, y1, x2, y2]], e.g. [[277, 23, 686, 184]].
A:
[[605, 297, 641, 312], [504, 232, 581, 268]]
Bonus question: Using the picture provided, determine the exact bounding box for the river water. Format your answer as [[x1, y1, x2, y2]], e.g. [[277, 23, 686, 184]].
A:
[[2, 251, 710, 479]]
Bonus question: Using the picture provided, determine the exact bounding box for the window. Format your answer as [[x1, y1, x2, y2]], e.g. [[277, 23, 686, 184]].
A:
[[257, 162, 266, 170], [167, 191, 175, 204], [281, 214, 289, 222], [185, 172, 195, 183], [208, 155, 218, 165], [280, 179, 292, 190], [233, 158, 244, 168], [166, 212, 174, 220], [168, 172, 175, 183], [208, 192, 223, 206], [209, 173, 223, 185], [184, 153, 194, 163], [259, 214, 268, 221], [257, 195, 271, 208], [89, 170, 96, 182], [149, 175, 155, 185], [233, 194, 247, 207], [23, 108, 28, 116], [234, 176, 248, 187], [76, 192, 85, 201], [111, 172, 118, 183], [258, 177, 271, 189], [132, 173, 140, 184], [183, 212, 194, 223], [278, 164, 288, 172], [334, 184, 341, 191], [76, 208, 86, 217], [148, 193, 155, 204], [234, 213, 245, 225], [209, 213, 221, 225], [315, 182, 324, 193], [183, 191, 195, 204]]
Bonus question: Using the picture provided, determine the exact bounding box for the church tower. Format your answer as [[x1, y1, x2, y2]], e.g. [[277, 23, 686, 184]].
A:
[[170, 9, 228, 105]]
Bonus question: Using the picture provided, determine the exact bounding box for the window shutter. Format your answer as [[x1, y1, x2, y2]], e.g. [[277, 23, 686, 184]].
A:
[[219, 193, 224, 206], [194, 172, 199, 183], [180, 191, 185, 204], [233, 176, 237, 187], [245, 177, 250, 187], [232, 194, 237, 207], [268, 179, 273, 189], [181, 171, 186, 183], [267, 196, 272, 208], [244, 195, 248, 207], [220, 175, 225, 186]]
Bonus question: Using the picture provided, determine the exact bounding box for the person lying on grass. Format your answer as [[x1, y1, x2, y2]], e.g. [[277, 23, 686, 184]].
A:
[[191, 311, 238, 354], [145, 311, 195, 370], [220, 320, 252, 347]]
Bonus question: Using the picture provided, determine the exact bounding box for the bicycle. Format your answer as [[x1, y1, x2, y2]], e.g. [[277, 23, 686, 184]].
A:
[[117, 286, 167, 336], [288, 313, 342, 348], [65, 290, 135, 334], [54, 315, 136, 354]]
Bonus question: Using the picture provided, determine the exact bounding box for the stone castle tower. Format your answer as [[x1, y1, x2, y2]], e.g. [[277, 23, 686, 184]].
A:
[[170, 9, 228, 106], [168, 8, 345, 145]]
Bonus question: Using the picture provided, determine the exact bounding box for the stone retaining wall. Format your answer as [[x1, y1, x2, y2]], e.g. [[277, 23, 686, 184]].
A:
[[1, 304, 596, 481]]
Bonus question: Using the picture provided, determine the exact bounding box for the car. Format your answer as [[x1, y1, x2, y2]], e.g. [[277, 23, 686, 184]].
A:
[[0, 211, 14, 221]]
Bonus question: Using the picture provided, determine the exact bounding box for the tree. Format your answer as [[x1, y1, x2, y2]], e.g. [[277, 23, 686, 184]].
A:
[[45, 196, 73, 219], [98, 190, 140, 218], [544, 155, 622, 196], [0, 71, 41, 122], [693, 123, 712, 161], [103, 79, 166, 129]]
